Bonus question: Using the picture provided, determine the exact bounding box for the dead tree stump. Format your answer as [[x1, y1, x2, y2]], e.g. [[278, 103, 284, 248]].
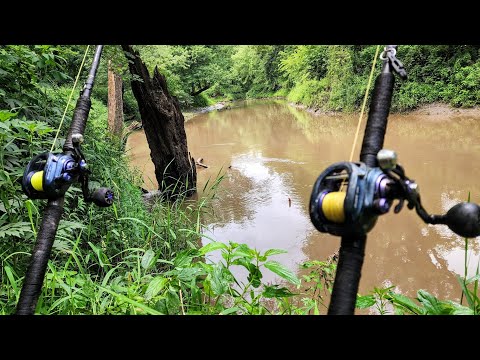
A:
[[122, 45, 197, 197]]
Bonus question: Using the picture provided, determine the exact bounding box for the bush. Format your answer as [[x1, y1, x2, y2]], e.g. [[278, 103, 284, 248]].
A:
[[287, 79, 328, 108]]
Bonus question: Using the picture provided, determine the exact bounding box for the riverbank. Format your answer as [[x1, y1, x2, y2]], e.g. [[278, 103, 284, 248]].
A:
[[181, 98, 480, 123], [125, 99, 480, 134], [287, 101, 480, 118]]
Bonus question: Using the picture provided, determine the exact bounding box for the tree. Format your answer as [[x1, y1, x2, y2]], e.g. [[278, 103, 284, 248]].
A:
[[122, 45, 197, 197]]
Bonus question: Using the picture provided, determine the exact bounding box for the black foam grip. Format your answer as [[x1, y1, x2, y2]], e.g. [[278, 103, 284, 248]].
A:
[[359, 73, 395, 167], [328, 70, 394, 315], [15, 202, 64, 315], [328, 236, 366, 315], [63, 97, 91, 151]]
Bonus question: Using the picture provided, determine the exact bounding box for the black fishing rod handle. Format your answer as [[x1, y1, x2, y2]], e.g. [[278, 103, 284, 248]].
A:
[[63, 45, 103, 152], [63, 97, 91, 151], [328, 235, 366, 315], [359, 70, 395, 168], [16, 200, 64, 315], [328, 67, 395, 315]]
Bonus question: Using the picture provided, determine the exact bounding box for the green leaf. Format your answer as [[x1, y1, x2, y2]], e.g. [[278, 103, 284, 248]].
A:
[[220, 307, 241, 315], [0, 110, 17, 122], [264, 248, 288, 257], [4, 265, 18, 295], [264, 260, 300, 286], [416, 289, 452, 314], [386, 292, 424, 315], [88, 242, 107, 268], [0, 222, 33, 239], [177, 267, 203, 282], [232, 257, 251, 270], [466, 273, 480, 285], [394, 307, 405, 315], [199, 241, 228, 255], [457, 276, 475, 309], [155, 298, 168, 314], [141, 249, 156, 270], [314, 300, 320, 315], [210, 263, 229, 295], [262, 285, 296, 298], [173, 250, 196, 268], [145, 276, 168, 300], [53, 239, 72, 253], [445, 300, 474, 315], [156, 259, 174, 266], [96, 285, 162, 315], [355, 295, 376, 309], [247, 264, 262, 288], [232, 243, 255, 259], [166, 289, 180, 315]]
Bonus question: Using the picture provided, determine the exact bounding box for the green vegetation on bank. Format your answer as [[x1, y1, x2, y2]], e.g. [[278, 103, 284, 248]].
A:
[[133, 45, 480, 112]]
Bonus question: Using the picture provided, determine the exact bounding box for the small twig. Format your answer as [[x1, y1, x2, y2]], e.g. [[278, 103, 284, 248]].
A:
[[196, 162, 208, 168], [178, 280, 185, 315]]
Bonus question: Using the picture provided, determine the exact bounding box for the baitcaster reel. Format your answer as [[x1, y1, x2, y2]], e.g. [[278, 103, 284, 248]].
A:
[[310, 149, 480, 238], [309, 161, 391, 237], [22, 134, 114, 207]]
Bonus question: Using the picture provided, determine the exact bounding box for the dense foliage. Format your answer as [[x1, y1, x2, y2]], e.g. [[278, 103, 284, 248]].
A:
[[136, 45, 480, 111]]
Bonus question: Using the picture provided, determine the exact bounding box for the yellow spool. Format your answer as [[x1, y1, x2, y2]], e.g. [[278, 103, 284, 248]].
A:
[[30, 171, 44, 191], [321, 192, 346, 223]]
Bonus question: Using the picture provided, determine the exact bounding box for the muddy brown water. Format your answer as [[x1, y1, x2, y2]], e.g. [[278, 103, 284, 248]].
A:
[[126, 100, 480, 310]]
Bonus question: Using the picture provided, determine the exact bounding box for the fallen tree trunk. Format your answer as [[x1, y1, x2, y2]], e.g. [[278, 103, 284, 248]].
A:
[[122, 45, 197, 198]]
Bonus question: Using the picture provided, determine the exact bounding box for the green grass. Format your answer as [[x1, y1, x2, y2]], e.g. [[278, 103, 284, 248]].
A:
[[0, 89, 213, 314]]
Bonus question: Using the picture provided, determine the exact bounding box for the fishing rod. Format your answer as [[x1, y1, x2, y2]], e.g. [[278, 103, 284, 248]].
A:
[[309, 45, 480, 315], [16, 45, 114, 315]]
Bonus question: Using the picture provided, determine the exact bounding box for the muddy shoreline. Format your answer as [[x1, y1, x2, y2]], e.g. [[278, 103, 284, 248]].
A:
[[287, 101, 480, 118], [182, 99, 480, 121], [127, 99, 480, 133]]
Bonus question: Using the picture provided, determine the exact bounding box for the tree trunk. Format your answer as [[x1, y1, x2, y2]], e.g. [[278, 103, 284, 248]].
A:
[[107, 60, 124, 138], [122, 45, 197, 197], [190, 83, 211, 96]]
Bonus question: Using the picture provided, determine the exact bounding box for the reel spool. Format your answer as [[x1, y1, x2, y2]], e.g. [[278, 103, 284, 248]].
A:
[[309, 161, 393, 237]]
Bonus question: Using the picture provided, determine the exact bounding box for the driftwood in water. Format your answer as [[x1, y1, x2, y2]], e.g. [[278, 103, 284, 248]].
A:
[[122, 45, 197, 197], [195, 157, 208, 168]]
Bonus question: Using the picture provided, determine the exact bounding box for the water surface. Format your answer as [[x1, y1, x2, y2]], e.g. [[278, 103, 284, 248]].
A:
[[126, 100, 480, 307]]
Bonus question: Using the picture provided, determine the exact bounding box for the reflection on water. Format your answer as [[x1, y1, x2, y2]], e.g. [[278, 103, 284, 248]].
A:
[[126, 100, 480, 304], [201, 150, 310, 284]]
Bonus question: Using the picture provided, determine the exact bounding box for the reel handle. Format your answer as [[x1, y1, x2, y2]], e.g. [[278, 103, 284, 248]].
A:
[[89, 187, 114, 207], [438, 202, 480, 238]]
